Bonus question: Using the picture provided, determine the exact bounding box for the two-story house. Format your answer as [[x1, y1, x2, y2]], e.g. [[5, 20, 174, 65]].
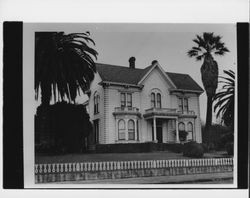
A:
[[87, 57, 204, 147]]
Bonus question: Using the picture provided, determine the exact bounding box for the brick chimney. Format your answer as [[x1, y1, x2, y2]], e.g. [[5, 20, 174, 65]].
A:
[[129, 57, 136, 69], [151, 60, 158, 65]]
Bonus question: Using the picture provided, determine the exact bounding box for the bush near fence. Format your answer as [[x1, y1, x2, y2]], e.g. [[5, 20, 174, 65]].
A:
[[183, 141, 204, 158], [95, 143, 184, 153]]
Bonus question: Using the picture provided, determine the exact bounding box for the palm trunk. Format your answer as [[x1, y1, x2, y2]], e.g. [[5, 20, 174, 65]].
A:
[[205, 95, 213, 129], [205, 95, 213, 144], [200, 54, 218, 145]]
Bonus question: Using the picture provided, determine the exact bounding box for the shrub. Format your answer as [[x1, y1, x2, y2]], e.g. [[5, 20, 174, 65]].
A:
[[179, 131, 188, 141], [95, 143, 184, 153], [35, 102, 92, 154], [183, 141, 204, 158], [217, 132, 234, 150], [201, 124, 232, 150], [225, 142, 234, 155], [200, 143, 209, 153], [167, 143, 183, 153]]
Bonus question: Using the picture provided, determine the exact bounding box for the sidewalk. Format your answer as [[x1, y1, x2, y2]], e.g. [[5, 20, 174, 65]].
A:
[[57, 172, 233, 184]]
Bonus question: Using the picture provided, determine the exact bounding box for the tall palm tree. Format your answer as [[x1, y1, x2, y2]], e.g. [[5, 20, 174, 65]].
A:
[[35, 32, 97, 152], [213, 70, 235, 128], [35, 32, 98, 105], [187, 32, 229, 132]]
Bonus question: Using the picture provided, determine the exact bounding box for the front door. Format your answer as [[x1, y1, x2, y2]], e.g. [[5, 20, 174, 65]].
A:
[[156, 121, 163, 143]]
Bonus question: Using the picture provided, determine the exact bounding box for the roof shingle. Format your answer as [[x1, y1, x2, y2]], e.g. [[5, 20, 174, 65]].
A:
[[166, 72, 203, 92], [96, 63, 203, 92]]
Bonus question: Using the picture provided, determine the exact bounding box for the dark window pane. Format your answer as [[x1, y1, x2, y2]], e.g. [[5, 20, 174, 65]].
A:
[[127, 93, 132, 107], [178, 98, 183, 111], [121, 93, 126, 107], [151, 93, 155, 108], [184, 98, 188, 111], [157, 93, 161, 108]]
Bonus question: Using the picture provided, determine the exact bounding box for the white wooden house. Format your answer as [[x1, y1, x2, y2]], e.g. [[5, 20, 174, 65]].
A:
[[87, 57, 204, 146]]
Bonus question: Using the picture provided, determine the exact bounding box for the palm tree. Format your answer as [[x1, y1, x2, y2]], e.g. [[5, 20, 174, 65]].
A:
[[35, 31, 98, 105], [35, 32, 97, 153], [213, 70, 235, 128], [187, 32, 229, 133]]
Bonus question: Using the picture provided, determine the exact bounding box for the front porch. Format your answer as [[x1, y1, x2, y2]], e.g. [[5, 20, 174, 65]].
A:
[[145, 117, 181, 144], [143, 108, 194, 144]]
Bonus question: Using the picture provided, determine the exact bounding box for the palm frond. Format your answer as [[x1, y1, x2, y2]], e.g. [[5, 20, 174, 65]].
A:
[[35, 31, 98, 104], [213, 69, 235, 127]]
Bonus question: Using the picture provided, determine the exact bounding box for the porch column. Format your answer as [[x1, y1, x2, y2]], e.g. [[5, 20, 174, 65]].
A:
[[153, 117, 157, 142], [134, 119, 137, 141], [115, 119, 118, 141], [193, 118, 196, 141], [175, 119, 180, 143]]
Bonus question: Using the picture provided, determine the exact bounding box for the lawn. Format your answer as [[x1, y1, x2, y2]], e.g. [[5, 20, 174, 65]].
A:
[[35, 151, 228, 164]]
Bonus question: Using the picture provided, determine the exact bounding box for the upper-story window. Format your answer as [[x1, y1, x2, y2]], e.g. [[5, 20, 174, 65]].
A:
[[156, 93, 161, 108], [184, 98, 188, 111], [178, 97, 188, 112], [151, 91, 161, 108], [127, 93, 132, 108], [94, 92, 100, 114], [151, 93, 156, 108], [121, 93, 126, 108], [120, 93, 132, 108]]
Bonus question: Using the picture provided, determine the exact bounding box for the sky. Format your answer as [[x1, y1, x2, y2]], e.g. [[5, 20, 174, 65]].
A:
[[70, 23, 237, 122], [35, 23, 237, 122]]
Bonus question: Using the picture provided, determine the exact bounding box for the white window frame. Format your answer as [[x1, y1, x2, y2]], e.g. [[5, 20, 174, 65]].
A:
[[120, 92, 133, 108]]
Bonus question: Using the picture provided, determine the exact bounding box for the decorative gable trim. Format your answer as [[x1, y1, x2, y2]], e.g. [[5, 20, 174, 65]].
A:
[[99, 81, 144, 89], [169, 88, 204, 95], [138, 62, 177, 89]]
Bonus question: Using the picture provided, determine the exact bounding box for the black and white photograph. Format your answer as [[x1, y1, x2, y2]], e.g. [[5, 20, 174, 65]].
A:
[[22, 23, 237, 187], [2, 0, 249, 197]]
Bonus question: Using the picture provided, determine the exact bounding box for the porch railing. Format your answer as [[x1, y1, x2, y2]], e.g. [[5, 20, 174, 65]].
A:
[[114, 107, 140, 112], [178, 110, 195, 115], [145, 108, 178, 113]]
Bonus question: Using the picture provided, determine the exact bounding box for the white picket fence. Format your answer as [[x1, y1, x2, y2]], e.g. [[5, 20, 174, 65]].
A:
[[35, 158, 233, 174]]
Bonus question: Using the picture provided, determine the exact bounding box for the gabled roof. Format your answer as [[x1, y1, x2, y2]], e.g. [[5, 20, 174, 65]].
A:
[[96, 63, 152, 85], [96, 63, 203, 92], [166, 72, 204, 92]]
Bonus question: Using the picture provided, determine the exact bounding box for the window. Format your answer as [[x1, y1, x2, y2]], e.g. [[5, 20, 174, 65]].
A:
[[128, 120, 135, 140], [120, 93, 133, 108], [184, 98, 188, 112], [94, 93, 100, 114], [151, 93, 156, 108], [118, 119, 126, 140], [178, 98, 183, 111], [178, 122, 185, 131], [156, 93, 161, 108], [187, 122, 193, 140], [121, 93, 126, 108], [178, 98, 188, 112], [127, 93, 132, 108]]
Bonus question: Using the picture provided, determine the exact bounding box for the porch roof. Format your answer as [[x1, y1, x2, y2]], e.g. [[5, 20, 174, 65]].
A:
[[143, 108, 180, 119]]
